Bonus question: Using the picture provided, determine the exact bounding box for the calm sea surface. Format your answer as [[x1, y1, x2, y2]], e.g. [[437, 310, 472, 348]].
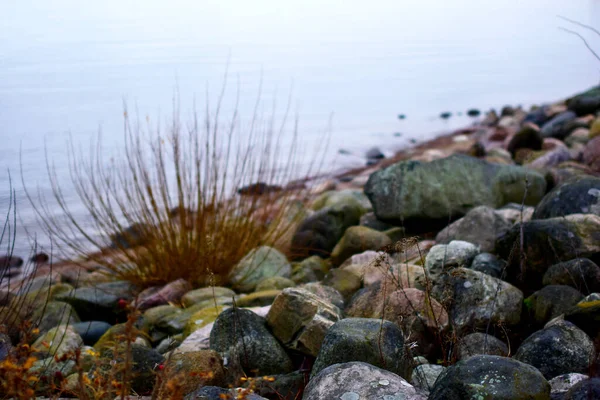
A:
[[1, 0, 600, 259]]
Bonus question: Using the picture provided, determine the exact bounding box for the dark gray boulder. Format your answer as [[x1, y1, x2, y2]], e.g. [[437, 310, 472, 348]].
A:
[[567, 86, 600, 116], [311, 318, 412, 379], [469, 252, 506, 278], [209, 308, 293, 377], [514, 320, 595, 380], [429, 355, 550, 400], [525, 285, 584, 326], [456, 332, 509, 361], [564, 378, 600, 400], [533, 176, 600, 220], [540, 111, 578, 140], [543, 258, 600, 294]]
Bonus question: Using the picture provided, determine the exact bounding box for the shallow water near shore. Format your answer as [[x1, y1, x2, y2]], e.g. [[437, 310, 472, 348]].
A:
[[1, 0, 600, 258]]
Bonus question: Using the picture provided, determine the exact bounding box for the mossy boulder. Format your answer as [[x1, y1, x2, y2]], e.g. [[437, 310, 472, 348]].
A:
[[228, 246, 291, 293], [32, 325, 83, 358], [330, 226, 392, 266], [364, 154, 546, 232]]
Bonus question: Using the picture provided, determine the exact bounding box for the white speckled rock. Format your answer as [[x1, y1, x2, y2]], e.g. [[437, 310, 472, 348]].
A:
[[303, 361, 426, 400]]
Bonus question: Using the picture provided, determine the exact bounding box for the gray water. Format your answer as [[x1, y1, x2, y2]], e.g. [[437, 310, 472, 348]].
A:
[[1, 0, 600, 259]]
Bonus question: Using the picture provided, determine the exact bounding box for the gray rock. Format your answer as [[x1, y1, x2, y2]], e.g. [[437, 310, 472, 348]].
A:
[[32, 325, 83, 358], [135, 278, 191, 311], [507, 123, 544, 156], [435, 206, 512, 253], [514, 320, 595, 380], [432, 268, 522, 333], [266, 288, 342, 357], [456, 332, 509, 360], [228, 246, 292, 293], [430, 355, 550, 399], [411, 364, 445, 393], [495, 214, 600, 294], [469, 252, 506, 278], [290, 255, 329, 284], [567, 85, 600, 116], [549, 373, 588, 398], [31, 300, 80, 338], [290, 202, 364, 259], [181, 286, 236, 308], [359, 211, 395, 231], [543, 258, 600, 294], [53, 280, 137, 323], [311, 318, 412, 379], [526, 144, 572, 170], [303, 361, 426, 400], [346, 285, 448, 359], [255, 276, 295, 291], [563, 378, 600, 400], [298, 282, 345, 309], [210, 307, 293, 376], [525, 285, 584, 326], [311, 189, 371, 212], [364, 154, 547, 231], [71, 320, 112, 346], [321, 268, 362, 301], [330, 226, 392, 266], [533, 176, 600, 219], [541, 111, 578, 139], [424, 240, 480, 278]]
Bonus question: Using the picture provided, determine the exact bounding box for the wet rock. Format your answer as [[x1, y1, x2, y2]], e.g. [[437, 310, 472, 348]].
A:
[[135, 278, 191, 311], [311, 318, 412, 379], [290, 202, 364, 259], [456, 332, 508, 360], [533, 176, 600, 219], [228, 246, 291, 293], [543, 258, 600, 294], [525, 285, 584, 326], [424, 240, 480, 278], [432, 268, 522, 333], [541, 111, 578, 140], [469, 252, 506, 278], [210, 307, 293, 376], [330, 226, 392, 266], [346, 285, 448, 358], [435, 206, 512, 252], [364, 154, 546, 232], [266, 287, 342, 357], [303, 361, 426, 400], [514, 320, 594, 380], [495, 214, 600, 294], [429, 355, 550, 400]]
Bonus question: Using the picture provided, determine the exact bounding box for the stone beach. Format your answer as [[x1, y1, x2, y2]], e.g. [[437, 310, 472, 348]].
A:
[[3, 85, 600, 399]]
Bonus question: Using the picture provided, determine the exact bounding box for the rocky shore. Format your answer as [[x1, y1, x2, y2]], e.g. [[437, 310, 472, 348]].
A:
[[3, 85, 600, 399]]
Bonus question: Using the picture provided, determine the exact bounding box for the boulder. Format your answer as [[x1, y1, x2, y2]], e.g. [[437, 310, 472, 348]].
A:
[[456, 332, 508, 360], [429, 355, 550, 400], [266, 287, 342, 357], [549, 373, 589, 399], [330, 226, 392, 266], [533, 176, 600, 219], [71, 321, 112, 346], [156, 350, 225, 397], [435, 206, 512, 253], [210, 307, 293, 377], [507, 123, 544, 156], [228, 246, 291, 293], [543, 258, 600, 294], [411, 364, 445, 393], [181, 286, 236, 308], [424, 240, 480, 278], [346, 285, 448, 358], [469, 252, 506, 278], [311, 318, 412, 379], [303, 362, 426, 400], [564, 378, 600, 400], [525, 285, 584, 326], [32, 325, 83, 358], [290, 202, 364, 259], [364, 154, 546, 231], [432, 268, 522, 333], [255, 276, 295, 291], [135, 278, 191, 311], [290, 255, 329, 284], [541, 111, 578, 139], [495, 214, 600, 294], [567, 86, 600, 116], [310, 189, 371, 212], [514, 320, 595, 380]]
